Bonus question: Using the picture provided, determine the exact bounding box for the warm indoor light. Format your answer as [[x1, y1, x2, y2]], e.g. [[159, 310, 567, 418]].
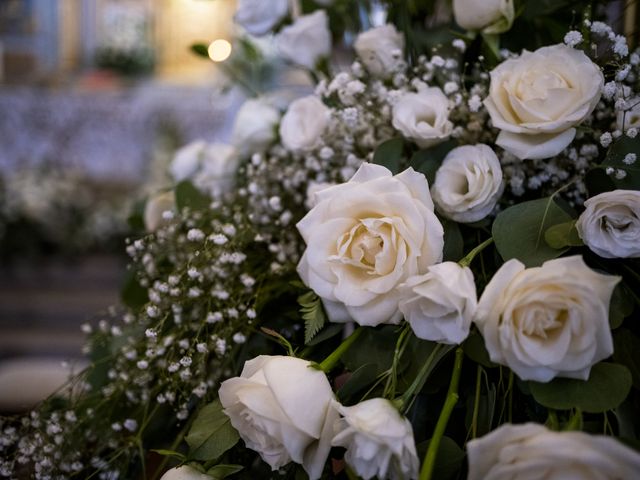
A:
[[208, 39, 232, 62]]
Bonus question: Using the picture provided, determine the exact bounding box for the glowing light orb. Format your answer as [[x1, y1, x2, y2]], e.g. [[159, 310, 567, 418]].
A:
[[208, 39, 232, 62]]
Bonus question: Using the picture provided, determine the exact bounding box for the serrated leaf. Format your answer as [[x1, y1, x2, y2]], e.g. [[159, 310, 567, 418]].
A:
[[206, 464, 244, 479], [372, 137, 405, 174], [298, 291, 327, 344], [185, 400, 239, 462], [175, 180, 210, 211], [529, 363, 633, 413], [544, 220, 583, 249]]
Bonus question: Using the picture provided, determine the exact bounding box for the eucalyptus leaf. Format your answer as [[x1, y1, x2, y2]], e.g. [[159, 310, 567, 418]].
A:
[[493, 197, 574, 267], [337, 363, 380, 404], [613, 329, 640, 389], [372, 137, 405, 174], [544, 220, 583, 249], [409, 140, 457, 185], [442, 220, 464, 262], [463, 331, 498, 368], [529, 363, 633, 413], [609, 282, 635, 330], [342, 326, 398, 376], [206, 464, 244, 479], [416, 436, 465, 480], [185, 400, 239, 461]]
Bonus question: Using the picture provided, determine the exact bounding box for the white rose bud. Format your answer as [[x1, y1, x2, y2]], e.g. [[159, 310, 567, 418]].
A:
[[231, 98, 280, 157], [576, 189, 640, 258], [485, 44, 604, 160], [144, 191, 176, 232], [399, 262, 477, 345], [297, 163, 444, 327], [354, 24, 405, 79], [468, 423, 640, 480], [234, 0, 289, 36], [280, 96, 330, 152], [332, 398, 419, 480], [453, 0, 515, 34], [475, 256, 620, 382], [392, 86, 453, 148], [431, 144, 504, 223], [159, 466, 213, 480], [219, 356, 338, 480], [277, 11, 331, 69]]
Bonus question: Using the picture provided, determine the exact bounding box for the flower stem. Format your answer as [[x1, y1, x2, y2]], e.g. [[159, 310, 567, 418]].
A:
[[459, 238, 494, 268], [419, 347, 464, 480], [565, 408, 583, 431], [317, 327, 363, 372]]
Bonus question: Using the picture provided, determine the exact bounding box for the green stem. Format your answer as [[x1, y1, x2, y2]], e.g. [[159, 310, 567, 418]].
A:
[[459, 238, 494, 268], [317, 327, 363, 372], [398, 343, 450, 413], [547, 410, 560, 431], [419, 348, 464, 480], [384, 325, 412, 399], [565, 408, 583, 431], [471, 365, 482, 439]]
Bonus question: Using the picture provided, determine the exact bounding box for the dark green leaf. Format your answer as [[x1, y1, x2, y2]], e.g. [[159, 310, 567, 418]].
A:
[[529, 363, 633, 413], [206, 464, 244, 479], [442, 220, 464, 262], [463, 331, 498, 368], [337, 363, 379, 404], [609, 282, 635, 330], [613, 329, 640, 389], [185, 400, 239, 461], [120, 269, 148, 309], [544, 220, 583, 249], [342, 326, 398, 376], [585, 167, 615, 197], [409, 140, 457, 185], [306, 323, 344, 346], [298, 291, 327, 344], [191, 43, 210, 58], [127, 199, 146, 231], [175, 180, 210, 211], [150, 449, 186, 460], [600, 136, 640, 191], [372, 137, 405, 174], [493, 197, 574, 267], [416, 437, 465, 480]]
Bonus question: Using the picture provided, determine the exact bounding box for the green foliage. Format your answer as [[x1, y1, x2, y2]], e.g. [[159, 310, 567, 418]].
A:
[[409, 140, 457, 185], [190, 43, 209, 58], [442, 220, 464, 262], [416, 437, 465, 480], [206, 464, 244, 479], [609, 282, 635, 329], [529, 363, 633, 413], [613, 329, 640, 389], [185, 400, 240, 462], [544, 221, 583, 249], [493, 197, 574, 267], [298, 290, 327, 344], [120, 269, 149, 309], [151, 449, 186, 461], [463, 332, 498, 369], [601, 136, 640, 191], [175, 181, 210, 211], [372, 137, 406, 174]]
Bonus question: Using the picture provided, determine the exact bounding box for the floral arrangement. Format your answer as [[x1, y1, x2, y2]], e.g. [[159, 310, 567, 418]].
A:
[[2, 1, 640, 479]]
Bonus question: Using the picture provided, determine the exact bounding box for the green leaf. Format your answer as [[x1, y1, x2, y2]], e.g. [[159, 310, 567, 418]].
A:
[[298, 290, 327, 344], [613, 329, 640, 389], [127, 199, 146, 231], [306, 323, 343, 346], [493, 197, 574, 267], [463, 331, 498, 368], [609, 282, 635, 330], [544, 220, 583, 249], [120, 269, 148, 309], [337, 363, 380, 404], [185, 400, 239, 461], [151, 449, 186, 460], [342, 326, 398, 376], [442, 220, 464, 262], [600, 136, 640, 191], [372, 137, 405, 174], [175, 180, 210, 211], [191, 43, 210, 58], [206, 464, 244, 479], [416, 437, 465, 480], [409, 140, 457, 185], [529, 363, 633, 413]]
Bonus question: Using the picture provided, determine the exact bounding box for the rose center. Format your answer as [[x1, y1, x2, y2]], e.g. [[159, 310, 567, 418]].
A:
[[515, 305, 567, 339], [516, 69, 570, 101]]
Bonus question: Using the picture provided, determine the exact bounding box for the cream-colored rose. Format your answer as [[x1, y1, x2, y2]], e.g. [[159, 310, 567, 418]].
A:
[[277, 11, 331, 69], [159, 466, 213, 480], [431, 144, 504, 223], [297, 163, 444, 326], [170, 141, 208, 182], [354, 24, 405, 79], [399, 262, 476, 344], [475, 256, 620, 382], [453, 0, 514, 34], [332, 398, 419, 480], [484, 44, 604, 160], [392, 87, 453, 148], [219, 355, 338, 480], [144, 191, 176, 232], [234, 0, 289, 36], [576, 189, 640, 258], [231, 98, 280, 157], [467, 423, 640, 480], [279, 96, 330, 152]]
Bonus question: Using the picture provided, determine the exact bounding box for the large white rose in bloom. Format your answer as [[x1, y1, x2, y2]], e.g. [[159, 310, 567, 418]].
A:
[[231, 98, 280, 157], [234, 0, 289, 36], [399, 262, 476, 344], [576, 189, 640, 258], [144, 191, 175, 232], [475, 256, 620, 382], [277, 11, 331, 69], [297, 163, 444, 326], [431, 144, 504, 223], [467, 423, 640, 480], [219, 355, 338, 480], [354, 24, 405, 79], [332, 398, 419, 480], [484, 44, 604, 160], [279, 95, 330, 152], [453, 0, 515, 34], [159, 466, 213, 480], [392, 86, 453, 148]]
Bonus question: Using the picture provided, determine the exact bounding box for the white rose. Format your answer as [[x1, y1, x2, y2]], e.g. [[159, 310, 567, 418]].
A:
[[277, 11, 332, 69], [297, 163, 444, 326], [399, 262, 476, 345], [392, 87, 453, 148], [475, 256, 620, 382], [219, 355, 338, 480], [170, 141, 208, 183], [576, 189, 640, 258], [231, 99, 280, 157], [159, 466, 213, 480], [354, 24, 405, 79], [485, 44, 604, 160], [280, 96, 330, 152], [332, 398, 419, 480], [453, 0, 514, 34], [234, 0, 289, 36], [467, 423, 640, 480], [431, 144, 504, 223], [305, 181, 336, 210], [618, 96, 640, 131], [144, 191, 176, 232]]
